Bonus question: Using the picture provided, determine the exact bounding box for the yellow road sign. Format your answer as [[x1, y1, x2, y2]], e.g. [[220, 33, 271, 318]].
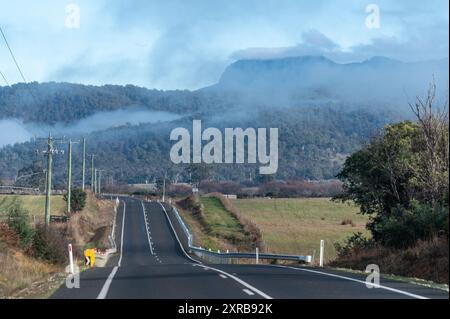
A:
[[84, 248, 95, 267]]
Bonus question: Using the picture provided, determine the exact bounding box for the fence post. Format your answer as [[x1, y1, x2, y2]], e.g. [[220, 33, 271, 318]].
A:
[[319, 240, 324, 267]]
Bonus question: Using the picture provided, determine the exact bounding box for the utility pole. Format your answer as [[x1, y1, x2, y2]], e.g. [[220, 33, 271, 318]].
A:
[[44, 136, 53, 226], [94, 168, 98, 194], [67, 140, 72, 214], [82, 137, 86, 191], [162, 170, 167, 202], [66, 139, 80, 214], [90, 154, 95, 192], [97, 169, 106, 194], [36, 134, 65, 227]]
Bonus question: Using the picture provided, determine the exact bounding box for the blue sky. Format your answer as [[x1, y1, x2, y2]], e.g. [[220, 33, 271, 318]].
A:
[[0, 0, 448, 89]]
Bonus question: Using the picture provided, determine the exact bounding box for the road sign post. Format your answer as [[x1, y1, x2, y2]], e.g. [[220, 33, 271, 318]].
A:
[[68, 244, 74, 274], [256, 247, 259, 264]]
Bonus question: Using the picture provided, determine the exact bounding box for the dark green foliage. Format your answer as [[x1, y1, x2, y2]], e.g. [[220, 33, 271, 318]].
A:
[[31, 225, 68, 264], [370, 202, 449, 248], [64, 188, 86, 213], [336, 121, 449, 248], [334, 232, 373, 258], [6, 202, 35, 247]]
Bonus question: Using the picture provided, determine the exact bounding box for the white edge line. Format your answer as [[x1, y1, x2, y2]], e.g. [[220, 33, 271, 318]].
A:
[[158, 201, 272, 299], [97, 266, 118, 299], [273, 265, 429, 300], [158, 202, 202, 264], [141, 201, 154, 255], [193, 264, 272, 299], [97, 200, 126, 299]]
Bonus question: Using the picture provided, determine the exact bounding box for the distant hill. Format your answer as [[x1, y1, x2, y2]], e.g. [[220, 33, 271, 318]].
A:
[[0, 55, 447, 183], [206, 56, 449, 110]]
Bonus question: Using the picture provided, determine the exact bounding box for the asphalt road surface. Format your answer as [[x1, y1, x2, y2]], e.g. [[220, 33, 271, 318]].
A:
[[52, 196, 449, 299]]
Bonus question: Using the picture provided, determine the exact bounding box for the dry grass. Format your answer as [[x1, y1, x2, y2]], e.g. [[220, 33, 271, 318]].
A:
[[0, 242, 59, 297], [67, 191, 115, 253], [232, 197, 369, 263], [330, 237, 449, 284], [0, 191, 116, 298]]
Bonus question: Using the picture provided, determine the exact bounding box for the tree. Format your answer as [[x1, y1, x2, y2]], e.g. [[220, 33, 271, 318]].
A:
[[186, 164, 213, 187], [409, 81, 449, 207], [64, 188, 86, 213], [335, 84, 449, 247]]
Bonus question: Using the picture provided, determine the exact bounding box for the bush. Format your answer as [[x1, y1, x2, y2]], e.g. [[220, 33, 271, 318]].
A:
[[334, 232, 373, 258], [6, 202, 35, 247], [369, 201, 449, 248], [64, 188, 87, 213], [31, 225, 68, 264]]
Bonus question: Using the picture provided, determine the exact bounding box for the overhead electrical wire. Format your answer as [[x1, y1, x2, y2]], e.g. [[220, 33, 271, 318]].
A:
[[0, 25, 27, 83], [0, 69, 9, 86]]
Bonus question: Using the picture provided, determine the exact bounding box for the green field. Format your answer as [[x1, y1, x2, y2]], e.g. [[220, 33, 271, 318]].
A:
[[232, 198, 369, 262], [0, 195, 66, 218]]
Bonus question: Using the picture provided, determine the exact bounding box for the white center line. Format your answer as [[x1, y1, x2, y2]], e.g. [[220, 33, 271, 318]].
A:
[[141, 201, 154, 255], [219, 274, 228, 279], [243, 289, 255, 296]]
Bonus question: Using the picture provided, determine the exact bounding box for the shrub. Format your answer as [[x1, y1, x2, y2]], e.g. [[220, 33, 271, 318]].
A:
[[6, 202, 35, 247], [0, 223, 21, 247], [31, 225, 68, 264], [369, 201, 449, 248], [64, 188, 87, 213], [334, 232, 373, 258]]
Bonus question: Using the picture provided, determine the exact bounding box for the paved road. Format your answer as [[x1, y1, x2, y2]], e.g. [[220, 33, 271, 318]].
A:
[[52, 196, 448, 299]]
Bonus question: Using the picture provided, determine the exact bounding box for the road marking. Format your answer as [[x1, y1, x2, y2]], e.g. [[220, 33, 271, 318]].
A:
[[158, 201, 272, 299], [273, 265, 429, 299], [141, 201, 154, 255], [118, 201, 126, 267], [219, 274, 227, 279], [243, 289, 255, 296], [97, 200, 126, 299], [158, 202, 202, 264], [193, 264, 272, 299]]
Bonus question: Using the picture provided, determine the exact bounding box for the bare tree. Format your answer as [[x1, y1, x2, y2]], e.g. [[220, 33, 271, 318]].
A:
[[409, 80, 449, 206]]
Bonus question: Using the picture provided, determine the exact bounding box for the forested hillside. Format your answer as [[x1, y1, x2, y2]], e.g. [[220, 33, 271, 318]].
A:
[[1, 55, 445, 184]]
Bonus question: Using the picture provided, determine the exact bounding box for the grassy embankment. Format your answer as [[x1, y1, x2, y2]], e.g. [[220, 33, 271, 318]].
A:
[[178, 195, 368, 263], [177, 195, 249, 252], [0, 192, 115, 298]]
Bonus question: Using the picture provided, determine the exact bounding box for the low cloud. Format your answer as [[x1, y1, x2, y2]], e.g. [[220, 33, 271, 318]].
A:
[[0, 108, 181, 147], [232, 27, 449, 63]]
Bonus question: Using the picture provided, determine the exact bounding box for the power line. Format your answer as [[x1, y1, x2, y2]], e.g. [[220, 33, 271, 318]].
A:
[[0, 26, 27, 82], [0, 69, 9, 86]]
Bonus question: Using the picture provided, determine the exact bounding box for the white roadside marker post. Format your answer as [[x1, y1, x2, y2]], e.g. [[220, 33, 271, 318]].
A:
[[256, 247, 259, 264], [68, 244, 74, 274], [319, 240, 324, 267]]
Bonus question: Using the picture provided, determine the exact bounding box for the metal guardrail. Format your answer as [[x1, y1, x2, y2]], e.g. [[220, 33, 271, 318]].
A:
[[169, 205, 312, 264]]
